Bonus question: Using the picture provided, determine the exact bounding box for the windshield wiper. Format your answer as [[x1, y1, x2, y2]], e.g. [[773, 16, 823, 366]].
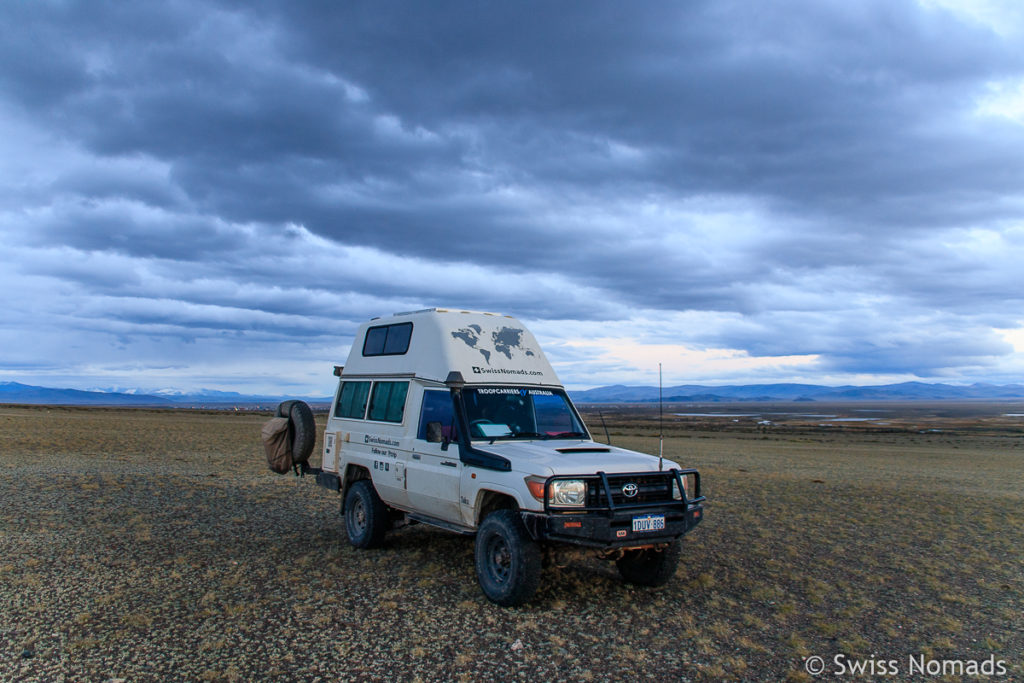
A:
[[512, 431, 545, 439]]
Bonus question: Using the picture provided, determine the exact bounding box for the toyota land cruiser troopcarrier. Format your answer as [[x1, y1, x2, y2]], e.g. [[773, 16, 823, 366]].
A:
[[271, 308, 705, 606]]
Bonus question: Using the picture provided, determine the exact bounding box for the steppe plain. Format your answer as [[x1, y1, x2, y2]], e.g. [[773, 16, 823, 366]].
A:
[[1, 402, 1022, 681]]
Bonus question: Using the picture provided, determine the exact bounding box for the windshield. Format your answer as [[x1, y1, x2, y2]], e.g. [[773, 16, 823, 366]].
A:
[[461, 386, 588, 440]]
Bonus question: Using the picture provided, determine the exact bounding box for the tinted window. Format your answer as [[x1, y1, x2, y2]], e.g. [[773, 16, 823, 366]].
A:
[[362, 322, 413, 356], [368, 382, 409, 423], [534, 394, 575, 433], [462, 387, 586, 439], [384, 322, 413, 354], [363, 327, 387, 355], [335, 381, 371, 419], [417, 389, 458, 440]]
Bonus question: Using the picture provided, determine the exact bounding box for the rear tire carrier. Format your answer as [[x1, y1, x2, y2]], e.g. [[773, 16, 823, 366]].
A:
[[276, 400, 316, 466]]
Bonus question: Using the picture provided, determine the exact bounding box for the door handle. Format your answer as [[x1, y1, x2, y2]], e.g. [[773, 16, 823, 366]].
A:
[[412, 453, 421, 460], [440, 461, 457, 468]]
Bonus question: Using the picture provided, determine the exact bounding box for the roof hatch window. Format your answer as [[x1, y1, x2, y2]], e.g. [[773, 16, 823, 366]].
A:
[[363, 322, 413, 356]]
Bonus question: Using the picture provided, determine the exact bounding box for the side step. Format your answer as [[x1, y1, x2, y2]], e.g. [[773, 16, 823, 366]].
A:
[[407, 513, 475, 536]]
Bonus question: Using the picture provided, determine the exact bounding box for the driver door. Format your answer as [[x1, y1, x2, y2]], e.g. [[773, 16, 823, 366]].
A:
[[406, 389, 463, 523]]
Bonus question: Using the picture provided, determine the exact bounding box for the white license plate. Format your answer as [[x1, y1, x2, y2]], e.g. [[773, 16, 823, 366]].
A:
[[632, 514, 665, 532]]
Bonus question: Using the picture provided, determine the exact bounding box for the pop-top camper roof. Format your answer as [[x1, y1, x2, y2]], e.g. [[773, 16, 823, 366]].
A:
[[340, 309, 561, 386]]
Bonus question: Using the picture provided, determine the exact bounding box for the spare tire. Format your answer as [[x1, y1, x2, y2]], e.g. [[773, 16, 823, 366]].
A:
[[276, 400, 297, 419], [277, 400, 316, 465]]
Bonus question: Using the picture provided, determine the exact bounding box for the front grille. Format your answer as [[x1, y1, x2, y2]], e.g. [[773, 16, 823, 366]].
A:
[[586, 473, 675, 508]]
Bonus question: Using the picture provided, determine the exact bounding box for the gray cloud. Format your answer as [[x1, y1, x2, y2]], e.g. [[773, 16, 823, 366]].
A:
[[1, 0, 1023, 392]]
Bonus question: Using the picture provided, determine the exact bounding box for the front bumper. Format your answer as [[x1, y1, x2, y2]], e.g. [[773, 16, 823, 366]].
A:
[[521, 502, 703, 549], [520, 468, 705, 548]]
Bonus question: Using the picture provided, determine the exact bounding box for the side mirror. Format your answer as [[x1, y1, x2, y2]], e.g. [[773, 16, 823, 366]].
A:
[[426, 421, 444, 443]]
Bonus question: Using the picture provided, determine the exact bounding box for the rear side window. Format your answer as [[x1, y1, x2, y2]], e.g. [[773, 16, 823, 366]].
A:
[[363, 322, 413, 356], [368, 382, 409, 423], [335, 381, 371, 419]]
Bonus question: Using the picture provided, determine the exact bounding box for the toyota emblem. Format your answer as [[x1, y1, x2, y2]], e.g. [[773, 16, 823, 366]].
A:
[[621, 482, 639, 498]]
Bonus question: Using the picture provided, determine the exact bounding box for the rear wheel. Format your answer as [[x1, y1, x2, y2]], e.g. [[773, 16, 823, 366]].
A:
[[344, 480, 388, 549], [474, 510, 542, 606], [616, 541, 682, 586]]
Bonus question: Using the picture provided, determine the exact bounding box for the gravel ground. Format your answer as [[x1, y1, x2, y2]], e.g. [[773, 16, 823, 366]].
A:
[[1, 406, 1022, 681]]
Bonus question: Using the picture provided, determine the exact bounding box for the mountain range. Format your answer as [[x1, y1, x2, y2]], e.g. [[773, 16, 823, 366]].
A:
[[2, 380, 1023, 407], [571, 381, 1024, 403], [0, 382, 328, 407]]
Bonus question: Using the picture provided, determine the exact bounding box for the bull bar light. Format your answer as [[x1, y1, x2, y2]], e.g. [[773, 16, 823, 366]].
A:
[[673, 471, 695, 501]]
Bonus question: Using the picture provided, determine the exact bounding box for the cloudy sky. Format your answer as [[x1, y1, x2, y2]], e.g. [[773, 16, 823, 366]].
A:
[[2, 0, 1023, 396]]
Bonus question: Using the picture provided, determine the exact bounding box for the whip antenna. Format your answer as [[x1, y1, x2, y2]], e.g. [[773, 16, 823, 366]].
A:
[[599, 409, 611, 445], [658, 362, 664, 471]]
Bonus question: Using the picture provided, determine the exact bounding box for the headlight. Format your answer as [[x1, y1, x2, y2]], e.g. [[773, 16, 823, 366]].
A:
[[550, 479, 586, 507]]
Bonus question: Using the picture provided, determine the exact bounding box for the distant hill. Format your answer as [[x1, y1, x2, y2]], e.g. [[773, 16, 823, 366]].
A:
[[3, 380, 1023, 408], [0, 382, 176, 406], [570, 381, 1024, 403], [0, 382, 329, 407]]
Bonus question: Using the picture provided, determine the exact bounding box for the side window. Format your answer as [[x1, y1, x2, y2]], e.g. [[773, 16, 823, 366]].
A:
[[417, 390, 458, 440], [368, 381, 409, 423], [335, 381, 371, 419], [362, 322, 413, 356]]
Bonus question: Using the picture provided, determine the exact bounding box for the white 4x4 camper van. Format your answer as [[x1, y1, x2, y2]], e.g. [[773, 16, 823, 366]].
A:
[[305, 309, 704, 606]]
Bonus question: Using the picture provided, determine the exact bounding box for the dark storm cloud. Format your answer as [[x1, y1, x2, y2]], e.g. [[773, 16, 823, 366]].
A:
[[270, 1, 1023, 203], [1, 0, 1023, 390], [15, 3, 1016, 236]]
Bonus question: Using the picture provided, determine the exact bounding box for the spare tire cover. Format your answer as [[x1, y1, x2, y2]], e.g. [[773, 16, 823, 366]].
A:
[[262, 417, 292, 474]]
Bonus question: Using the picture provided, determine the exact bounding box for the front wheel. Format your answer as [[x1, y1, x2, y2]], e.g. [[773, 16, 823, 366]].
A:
[[474, 510, 542, 606], [344, 480, 389, 549], [616, 541, 682, 586]]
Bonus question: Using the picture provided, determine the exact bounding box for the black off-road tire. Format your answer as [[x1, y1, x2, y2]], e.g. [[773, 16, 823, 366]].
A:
[[616, 541, 682, 587], [344, 480, 389, 549], [276, 400, 315, 465], [474, 510, 542, 607]]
